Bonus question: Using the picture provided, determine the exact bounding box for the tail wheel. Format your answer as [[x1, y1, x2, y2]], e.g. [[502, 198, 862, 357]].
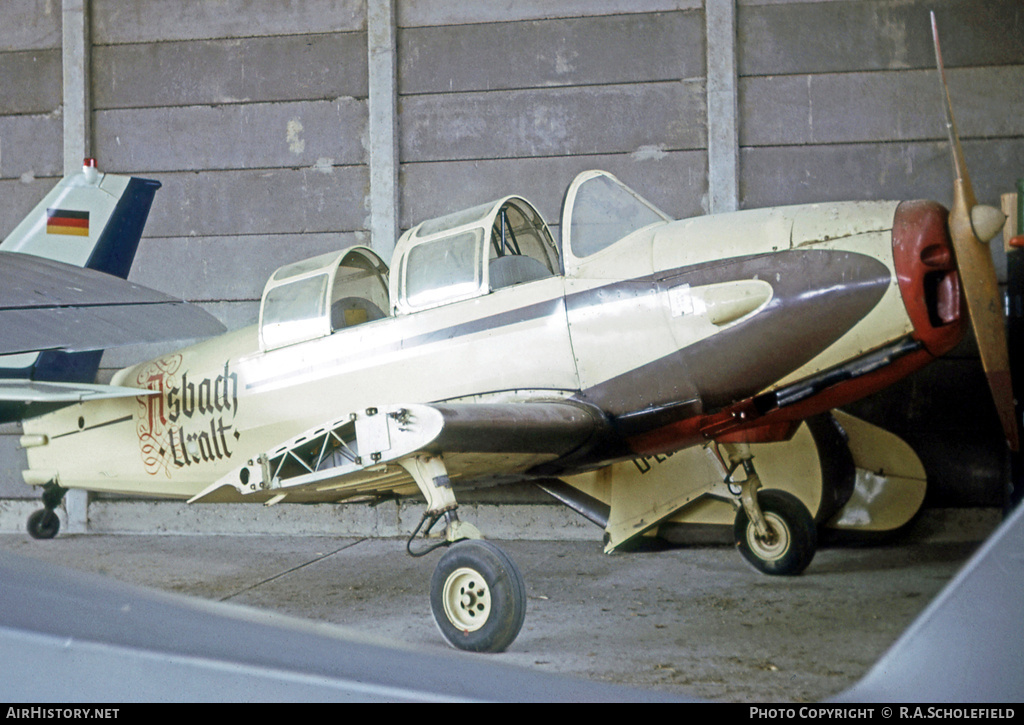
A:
[[27, 509, 60, 540], [430, 540, 526, 653], [734, 489, 816, 576]]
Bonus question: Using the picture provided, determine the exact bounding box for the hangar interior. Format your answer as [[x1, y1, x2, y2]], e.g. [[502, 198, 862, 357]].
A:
[[0, 0, 1022, 536]]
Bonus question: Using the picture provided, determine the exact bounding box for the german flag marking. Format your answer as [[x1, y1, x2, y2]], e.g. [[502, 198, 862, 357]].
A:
[[46, 208, 90, 236]]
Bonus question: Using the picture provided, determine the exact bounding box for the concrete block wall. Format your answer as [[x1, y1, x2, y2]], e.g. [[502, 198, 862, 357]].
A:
[[93, 0, 370, 346], [396, 2, 709, 229], [0, 0, 63, 224], [0, 0, 1022, 523], [739, 0, 1024, 210]]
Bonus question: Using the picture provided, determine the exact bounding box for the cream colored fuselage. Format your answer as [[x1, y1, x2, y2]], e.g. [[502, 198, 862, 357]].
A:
[[21, 199, 914, 500]]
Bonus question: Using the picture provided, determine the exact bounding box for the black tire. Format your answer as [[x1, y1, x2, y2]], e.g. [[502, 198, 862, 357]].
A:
[[27, 509, 60, 540], [734, 489, 816, 576], [430, 539, 526, 653]]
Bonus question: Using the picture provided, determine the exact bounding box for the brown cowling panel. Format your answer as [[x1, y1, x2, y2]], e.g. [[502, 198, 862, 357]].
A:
[[574, 249, 892, 421], [426, 401, 613, 460]]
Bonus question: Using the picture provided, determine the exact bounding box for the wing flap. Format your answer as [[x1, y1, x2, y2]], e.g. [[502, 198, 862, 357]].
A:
[[190, 400, 608, 504]]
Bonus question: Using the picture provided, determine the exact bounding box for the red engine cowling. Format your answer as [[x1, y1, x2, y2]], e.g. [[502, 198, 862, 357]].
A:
[[892, 200, 967, 358]]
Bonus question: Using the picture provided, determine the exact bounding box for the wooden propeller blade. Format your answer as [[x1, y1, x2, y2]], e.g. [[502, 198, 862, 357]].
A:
[[932, 12, 1020, 451]]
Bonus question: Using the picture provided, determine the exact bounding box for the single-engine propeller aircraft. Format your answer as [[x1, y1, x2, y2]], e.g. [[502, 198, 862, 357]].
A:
[[12, 17, 1018, 653]]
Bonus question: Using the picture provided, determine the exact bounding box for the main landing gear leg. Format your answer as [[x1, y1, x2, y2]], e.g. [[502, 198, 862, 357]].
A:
[[26, 481, 66, 540], [400, 455, 527, 653], [717, 442, 817, 576]]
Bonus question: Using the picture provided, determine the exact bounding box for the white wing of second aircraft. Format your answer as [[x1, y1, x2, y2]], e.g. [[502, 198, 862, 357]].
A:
[[0, 252, 223, 408], [0, 161, 224, 409], [0, 251, 225, 357]]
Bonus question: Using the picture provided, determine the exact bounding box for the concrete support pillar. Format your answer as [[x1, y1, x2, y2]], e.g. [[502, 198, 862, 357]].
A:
[[706, 0, 739, 214], [62, 0, 91, 176], [62, 0, 92, 532], [367, 0, 400, 260], [64, 489, 89, 535]]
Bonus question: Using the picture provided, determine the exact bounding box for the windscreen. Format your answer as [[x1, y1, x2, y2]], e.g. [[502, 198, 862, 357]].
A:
[[570, 175, 668, 258]]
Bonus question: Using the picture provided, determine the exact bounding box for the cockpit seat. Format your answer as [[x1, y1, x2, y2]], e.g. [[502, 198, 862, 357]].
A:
[[331, 297, 387, 330], [488, 254, 552, 291]]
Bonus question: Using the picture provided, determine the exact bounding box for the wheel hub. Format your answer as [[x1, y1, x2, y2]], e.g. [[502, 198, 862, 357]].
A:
[[747, 512, 791, 562], [442, 567, 491, 632]]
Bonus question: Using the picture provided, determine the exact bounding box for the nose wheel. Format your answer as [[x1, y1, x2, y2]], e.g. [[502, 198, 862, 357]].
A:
[[429, 539, 526, 653]]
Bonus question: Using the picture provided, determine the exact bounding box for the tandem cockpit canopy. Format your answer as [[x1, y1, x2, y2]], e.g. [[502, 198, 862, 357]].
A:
[[259, 246, 390, 352], [257, 172, 671, 352], [391, 196, 560, 314]]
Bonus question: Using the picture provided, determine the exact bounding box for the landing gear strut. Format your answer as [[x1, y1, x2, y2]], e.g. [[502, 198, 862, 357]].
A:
[[26, 482, 66, 540], [717, 442, 817, 575], [401, 455, 527, 652]]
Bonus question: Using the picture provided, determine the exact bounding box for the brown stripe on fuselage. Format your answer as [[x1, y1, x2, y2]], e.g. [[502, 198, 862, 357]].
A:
[[571, 249, 891, 427]]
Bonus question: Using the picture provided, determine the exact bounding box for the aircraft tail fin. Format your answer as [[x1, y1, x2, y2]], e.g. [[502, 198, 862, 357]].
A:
[[1, 158, 161, 277], [0, 159, 162, 382]]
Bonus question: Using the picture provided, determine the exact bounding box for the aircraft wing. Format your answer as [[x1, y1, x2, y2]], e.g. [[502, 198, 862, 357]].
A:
[[0, 251, 225, 356], [190, 401, 611, 504], [0, 379, 156, 403]]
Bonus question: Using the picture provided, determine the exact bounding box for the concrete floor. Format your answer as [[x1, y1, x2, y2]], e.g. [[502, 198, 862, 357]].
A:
[[0, 520, 994, 703]]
